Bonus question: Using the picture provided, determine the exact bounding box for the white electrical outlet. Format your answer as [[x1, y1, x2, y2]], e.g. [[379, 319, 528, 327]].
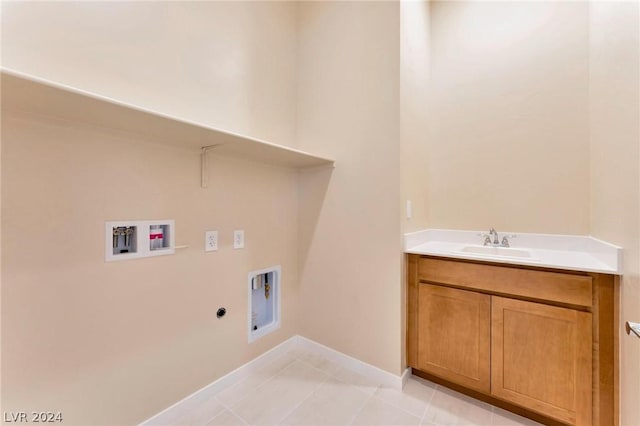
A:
[[233, 230, 245, 249], [205, 230, 218, 252]]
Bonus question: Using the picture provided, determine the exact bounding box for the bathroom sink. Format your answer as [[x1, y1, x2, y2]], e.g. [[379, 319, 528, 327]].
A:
[[456, 245, 533, 259]]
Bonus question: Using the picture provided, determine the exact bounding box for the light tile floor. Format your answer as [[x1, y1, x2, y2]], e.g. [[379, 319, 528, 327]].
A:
[[167, 347, 542, 426]]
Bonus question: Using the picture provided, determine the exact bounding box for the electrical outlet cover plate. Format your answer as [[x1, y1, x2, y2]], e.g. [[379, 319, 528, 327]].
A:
[[234, 230, 245, 249], [205, 230, 218, 252]]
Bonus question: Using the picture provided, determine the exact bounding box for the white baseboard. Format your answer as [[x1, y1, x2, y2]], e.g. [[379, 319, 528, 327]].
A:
[[401, 367, 411, 388], [139, 335, 406, 425]]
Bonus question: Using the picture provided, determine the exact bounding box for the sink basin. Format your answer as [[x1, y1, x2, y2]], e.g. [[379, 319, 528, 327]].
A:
[[457, 245, 533, 259]]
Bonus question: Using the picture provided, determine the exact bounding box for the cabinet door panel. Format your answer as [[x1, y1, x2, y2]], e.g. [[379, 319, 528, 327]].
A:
[[417, 284, 491, 392], [492, 297, 592, 425]]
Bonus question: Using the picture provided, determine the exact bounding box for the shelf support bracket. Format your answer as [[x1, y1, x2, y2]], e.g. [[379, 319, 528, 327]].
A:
[[201, 145, 219, 188]]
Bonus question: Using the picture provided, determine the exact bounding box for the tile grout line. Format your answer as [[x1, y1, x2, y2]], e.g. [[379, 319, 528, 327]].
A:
[[420, 383, 439, 425], [213, 396, 249, 425], [198, 405, 227, 426], [326, 366, 381, 393], [346, 390, 379, 425], [289, 347, 398, 399], [294, 354, 397, 425], [273, 350, 342, 425], [214, 350, 333, 426], [274, 373, 332, 425], [211, 395, 249, 425], [367, 393, 425, 422], [209, 403, 250, 426], [216, 354, 300, 406], [221, 405, 251, 426], [295, 357, 342, 378], [287, 352, 437, 423], [350, 376, 440, 422], [213, 358, 303, 425], [295, 347, 388, 425]]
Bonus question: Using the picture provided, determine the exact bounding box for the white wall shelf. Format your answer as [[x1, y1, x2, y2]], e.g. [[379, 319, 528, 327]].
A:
[[1, 69, 335, 171]]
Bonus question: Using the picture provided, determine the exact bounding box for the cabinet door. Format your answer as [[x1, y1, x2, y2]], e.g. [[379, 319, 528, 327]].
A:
[[491, 297, 592, 426], [417, 284, 491, 392]]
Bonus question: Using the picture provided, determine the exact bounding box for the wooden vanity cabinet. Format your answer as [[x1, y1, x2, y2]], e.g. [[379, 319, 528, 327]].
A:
[[417, 284, 491, 392], [406, 255, 617, 426], [492, 296, 593, 425]]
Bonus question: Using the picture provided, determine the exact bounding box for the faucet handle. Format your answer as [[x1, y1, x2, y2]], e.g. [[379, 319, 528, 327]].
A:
[[501, 234, 516, 247], [478, 233, 492, 246]]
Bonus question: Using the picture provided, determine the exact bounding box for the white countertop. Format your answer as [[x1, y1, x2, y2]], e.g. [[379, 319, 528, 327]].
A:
[[404, 229, 622, 275]]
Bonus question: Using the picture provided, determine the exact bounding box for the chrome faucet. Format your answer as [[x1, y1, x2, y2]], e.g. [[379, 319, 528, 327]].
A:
[[481, 228, 497, 246], [489, 228, 499, 245], [481, 228, 515, 247]]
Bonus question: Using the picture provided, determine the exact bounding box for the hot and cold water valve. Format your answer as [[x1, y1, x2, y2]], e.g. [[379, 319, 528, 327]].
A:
[[149, 225, 166, 250], [112, 226, 137, 254], [105, 220, 175, 262], [248, 266, 281, 343]]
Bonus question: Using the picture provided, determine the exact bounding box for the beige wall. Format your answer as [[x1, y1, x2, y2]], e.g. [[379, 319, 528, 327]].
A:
[[399, 0, 431, 370], [425, 1, 591, 234], [589, 2, 640, 425], [1, 2, 301, 425], [296, 2, 403, 375], [0, 1, 298, 147], [401, 1, 431, 234]]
